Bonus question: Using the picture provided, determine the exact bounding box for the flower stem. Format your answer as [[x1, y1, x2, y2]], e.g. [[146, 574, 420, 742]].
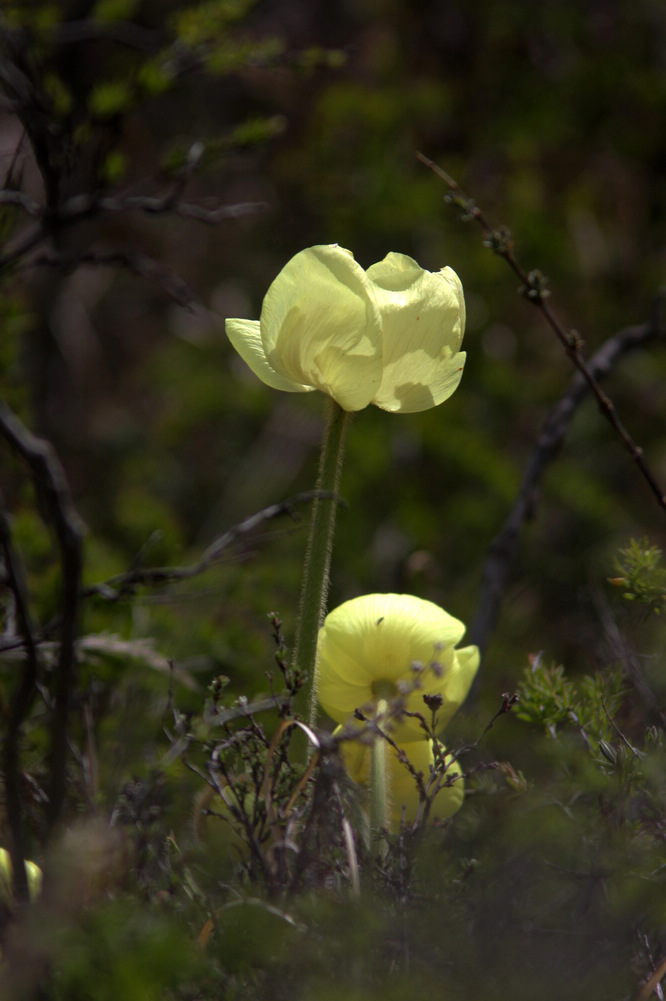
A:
[[292, 398, 351, 736], [370, 699, 389, 849]]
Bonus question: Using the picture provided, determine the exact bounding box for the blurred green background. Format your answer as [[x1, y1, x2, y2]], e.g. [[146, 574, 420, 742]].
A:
[[6, 0, 666, 699], [2, 1, 666, 996]]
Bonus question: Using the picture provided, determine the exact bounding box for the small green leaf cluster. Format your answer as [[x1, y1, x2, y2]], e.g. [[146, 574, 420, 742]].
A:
[[611, 537, 666, 613], [516, 658, 625, 749], [174, 0, 259, 44]]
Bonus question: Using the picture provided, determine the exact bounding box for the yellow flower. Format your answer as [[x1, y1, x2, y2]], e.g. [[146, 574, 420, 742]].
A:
[[316, 593, 479, 742], [225, 245, 466, 413], [338, 729, 464, 829], [0, 847, 42, 903]]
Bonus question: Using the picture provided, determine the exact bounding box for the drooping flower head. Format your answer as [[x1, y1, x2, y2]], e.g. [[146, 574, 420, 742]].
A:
[[337, 728, 464, 829], [316, 593, 479, 743], [226, 245, 466, 413]]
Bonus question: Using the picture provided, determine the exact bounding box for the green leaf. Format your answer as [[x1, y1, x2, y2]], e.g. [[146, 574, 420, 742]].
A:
[[93, 0, 140, 22], [89, 80, 132, 119]]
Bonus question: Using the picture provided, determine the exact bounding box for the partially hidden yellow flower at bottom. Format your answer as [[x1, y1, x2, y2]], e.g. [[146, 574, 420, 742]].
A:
[[336, 728, 464, 831], [0, 847, 42, 903]]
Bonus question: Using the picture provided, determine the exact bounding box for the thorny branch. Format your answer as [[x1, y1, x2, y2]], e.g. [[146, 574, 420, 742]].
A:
[[417, 152, 666, 516], [470, 318, 664, 655]]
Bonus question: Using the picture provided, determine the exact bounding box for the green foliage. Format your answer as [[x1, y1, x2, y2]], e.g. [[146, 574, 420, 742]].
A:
[[135, 59, 174, 97], [516, 658, 625, 740], [170, 0, 287, 76], [4, 3, 60, 34], [174, 0, 259, 45], [89, 80, 133, 120], [101, 150, 127, 185], [296, 46, 348, 73], [92, 0, 140, 23], [42, 74, 73, 117], [515, 659, 578, 733], [215, 115, 288, 151], [50, 899, 198, 1001], [612, 537, 666, 613], [206, 36, 285, 75]]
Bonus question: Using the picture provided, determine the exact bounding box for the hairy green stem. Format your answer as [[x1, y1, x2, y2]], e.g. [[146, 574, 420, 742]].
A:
[[371, 699, 389, 849], [292, 398, 351, 736]]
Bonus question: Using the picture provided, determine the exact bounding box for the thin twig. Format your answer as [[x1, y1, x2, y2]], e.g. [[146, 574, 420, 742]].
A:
[[62, 192, 266, 225], [417, 151, 666, 515], [53, 19, 162, 51], [469, 319, 663, 655], [28, 247, 199, 309], [0, 491, 343, 666], [601, 699, 645, 758], [0, 194, 266, 272]]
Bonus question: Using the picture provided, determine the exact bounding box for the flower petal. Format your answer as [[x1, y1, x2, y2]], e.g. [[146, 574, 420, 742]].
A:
[[410, 644, 480, 731], [260, 245, 384, 411], [225, 318, 314, 394], [366, 254, 467, 413], [450, 644, 481, 702]]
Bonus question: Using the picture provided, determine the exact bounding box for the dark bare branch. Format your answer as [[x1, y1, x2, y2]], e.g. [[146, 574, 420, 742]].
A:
[[0, 195, 266, 272], [83, 491, 341, 602], [0, 487, 41, 902], [0, 401, 85, 834], [29, 247, 199, 309], [53, 19, 163, 51], [470, 319, 664, 655]]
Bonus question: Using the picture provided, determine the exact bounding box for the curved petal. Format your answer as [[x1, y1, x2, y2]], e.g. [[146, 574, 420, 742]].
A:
[[225, 318, 313, 394], [316, 650, 375, 724], [411, 644, 480, 732], [449, 645, 480, 706], [260, 245, 383, 411], [366, 254, 467, 413], [321, 594, 465, 672], [374, 353, 466, 414]]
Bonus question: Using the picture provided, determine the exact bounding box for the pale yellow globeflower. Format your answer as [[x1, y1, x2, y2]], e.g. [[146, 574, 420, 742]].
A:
[[338, 726, 464, 829], [316, 593, 479, 743], [225, 245, 466, 413]]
